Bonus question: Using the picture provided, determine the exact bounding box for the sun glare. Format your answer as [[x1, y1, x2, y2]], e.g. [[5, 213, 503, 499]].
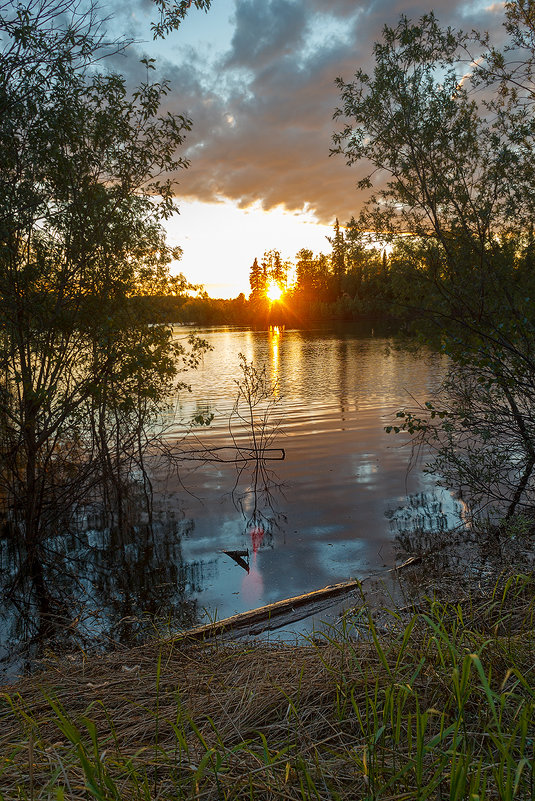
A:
[[166, 200, 334, 298], [266, 281, 283, 302]]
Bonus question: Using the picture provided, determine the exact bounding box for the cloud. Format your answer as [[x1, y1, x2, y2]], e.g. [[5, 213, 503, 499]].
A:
[[225, 0, 307, 69], [118, 0, 509, 226], [308, 0, 366, 17], [164, 3, 367, 222]]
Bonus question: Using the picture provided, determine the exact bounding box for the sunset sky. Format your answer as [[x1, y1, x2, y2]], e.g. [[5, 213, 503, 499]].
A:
[[112, 0, 506, 298]]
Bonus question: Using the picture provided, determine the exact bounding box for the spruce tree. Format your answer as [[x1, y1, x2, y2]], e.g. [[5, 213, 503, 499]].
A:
[[328, 219, 346, 297], [249, 257, 267, 298]]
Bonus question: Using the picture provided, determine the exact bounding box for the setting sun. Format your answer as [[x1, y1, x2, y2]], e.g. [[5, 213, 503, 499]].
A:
[[266, 281, 283, 302]]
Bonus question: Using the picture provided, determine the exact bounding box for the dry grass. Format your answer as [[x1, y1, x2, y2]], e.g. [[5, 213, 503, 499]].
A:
[[1, 575, 535, 799]]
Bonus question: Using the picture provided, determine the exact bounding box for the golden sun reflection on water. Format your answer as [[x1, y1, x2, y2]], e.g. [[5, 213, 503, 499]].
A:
[[268, 325, 282, 394]]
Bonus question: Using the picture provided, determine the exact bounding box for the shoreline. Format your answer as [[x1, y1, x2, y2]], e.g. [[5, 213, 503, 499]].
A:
[[1, 570, 534, 799]]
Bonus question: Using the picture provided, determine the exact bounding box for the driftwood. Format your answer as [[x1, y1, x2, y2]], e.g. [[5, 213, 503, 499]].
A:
[[361, 554, 422, 583], [172, 556, 423, 641], [180, 447, 286, 463], [172, 580, 361, 640]]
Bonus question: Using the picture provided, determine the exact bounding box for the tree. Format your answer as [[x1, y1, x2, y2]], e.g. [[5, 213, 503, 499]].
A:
[[0, 0, 208, 563], [249, 256, 267, 299], [314, 253, 332, 297], [343, 217, 367, 295], [264, 249, 287, 290], [295, 248, 317, 297], [327, 218, 346, 297], [333, 5, 535, 520], [151, 0, 212, 38]]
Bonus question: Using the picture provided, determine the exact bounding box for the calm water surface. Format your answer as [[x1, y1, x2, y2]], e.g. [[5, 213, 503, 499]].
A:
[[159, 325, 462, 621], [0, 324, 464, 675]]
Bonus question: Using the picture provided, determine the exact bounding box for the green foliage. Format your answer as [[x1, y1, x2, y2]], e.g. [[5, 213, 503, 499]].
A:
[[0, 0, 208, 545], [150, 0, 212, 39], [335, 5, 535, 519]]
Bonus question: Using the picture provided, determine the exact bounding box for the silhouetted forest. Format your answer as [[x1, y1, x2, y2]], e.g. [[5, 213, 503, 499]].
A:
[[151, 218, 401, 326]]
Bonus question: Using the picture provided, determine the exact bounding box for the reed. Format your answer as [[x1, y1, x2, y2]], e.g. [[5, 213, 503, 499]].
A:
[[1, 574, 534, 800]]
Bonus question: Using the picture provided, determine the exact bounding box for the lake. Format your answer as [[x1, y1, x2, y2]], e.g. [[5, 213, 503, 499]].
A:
[[0, 323, 464, 676], [158, 324, 462, 621]]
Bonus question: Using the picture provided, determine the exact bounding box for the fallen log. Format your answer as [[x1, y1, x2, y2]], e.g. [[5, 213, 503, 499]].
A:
[[171, 579, 361, 641], [171, 556, 422, 642]]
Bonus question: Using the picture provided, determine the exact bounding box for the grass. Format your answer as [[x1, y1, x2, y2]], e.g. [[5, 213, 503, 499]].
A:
[[0, 574, 535, 800]]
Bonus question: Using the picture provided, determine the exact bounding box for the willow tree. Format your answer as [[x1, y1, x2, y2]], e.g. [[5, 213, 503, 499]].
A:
[[0, 0, 207, 556], [333, 4, 535, 519]]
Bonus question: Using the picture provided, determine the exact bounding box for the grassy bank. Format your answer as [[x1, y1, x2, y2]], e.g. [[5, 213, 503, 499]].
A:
[[1, 575, 534, 800]]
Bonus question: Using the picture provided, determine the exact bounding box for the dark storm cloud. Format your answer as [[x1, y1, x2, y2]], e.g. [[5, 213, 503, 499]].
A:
[[144, 0, 508, 226]]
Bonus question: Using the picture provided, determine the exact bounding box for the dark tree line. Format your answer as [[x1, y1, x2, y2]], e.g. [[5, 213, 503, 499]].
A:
[[241, 218, 395, 325], [154, 223, 397, 327]]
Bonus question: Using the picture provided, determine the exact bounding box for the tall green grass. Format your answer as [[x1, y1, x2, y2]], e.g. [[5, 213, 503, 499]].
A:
[[0, 574, 534, 799]]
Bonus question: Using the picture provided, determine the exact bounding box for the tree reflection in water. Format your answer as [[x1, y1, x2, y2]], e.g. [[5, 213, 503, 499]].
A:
[[385, 490, 462, 535], [232, 351, 285, 543], [0, 505, 202, 679], [233, 456, 286, 605], [388, 519, 535, 614], [233, 457, 286, 553], [238, 460, 286, 603], [0, 413, 287, 678], [360, 489, 535, 614]]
